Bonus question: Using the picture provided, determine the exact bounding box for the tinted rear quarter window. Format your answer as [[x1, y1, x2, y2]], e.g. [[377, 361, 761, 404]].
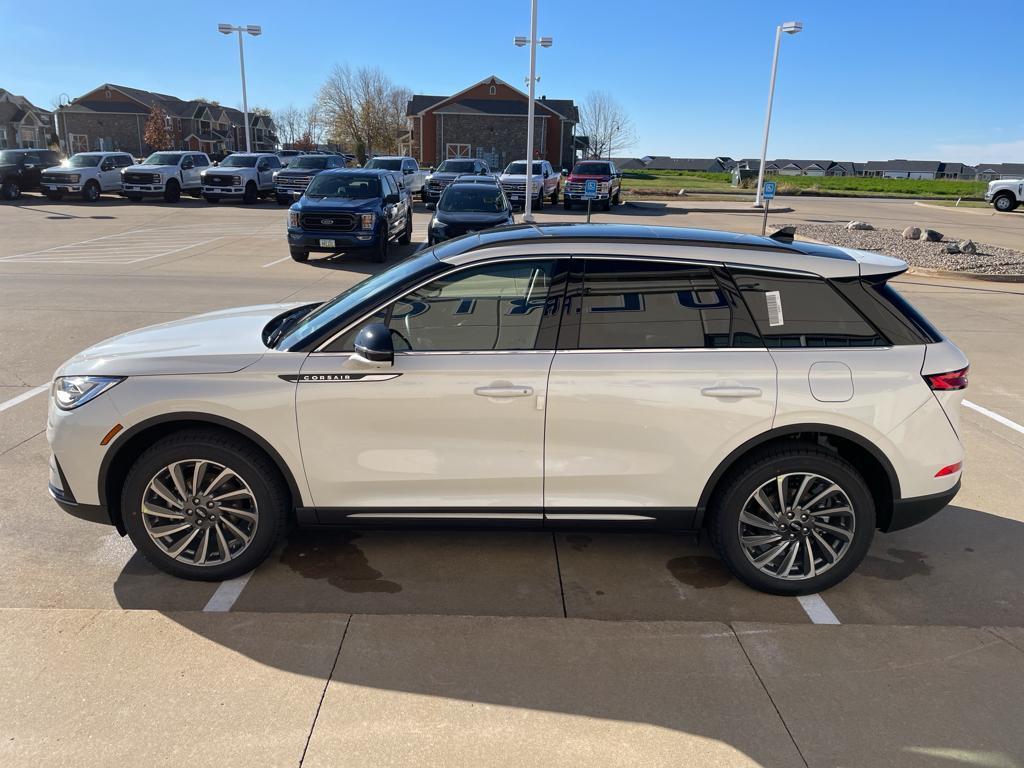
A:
[[732, 270, 886, 347]]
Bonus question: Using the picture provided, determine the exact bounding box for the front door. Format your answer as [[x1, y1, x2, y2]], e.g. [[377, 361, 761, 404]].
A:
[[296, 258, 567, 519], [543, 257, 777, 526], [98, 156, 121, 190]]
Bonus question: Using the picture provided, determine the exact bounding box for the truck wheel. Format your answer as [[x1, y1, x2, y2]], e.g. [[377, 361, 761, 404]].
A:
[[371, 231, 389, 263], [45, 191, 64, 201], [612, 189, 622, 206], [535, 190, 543, 211], [120, 429, 289, 581], [1, 179, 21, 200], [551, 186, 559, 204], [289, 247, 309, 262], [82, 180, 101, 203], [420, 189, 428, 204], [994, 193, 1018, 212], [242, 182, 258, 205], [163, 180, 181, 203], [708, 444, 875, 595], [126, 194, 143, 202], [602, 197, 612, 211], [563, 199, 572, 210], [399, 214, 412, 245]]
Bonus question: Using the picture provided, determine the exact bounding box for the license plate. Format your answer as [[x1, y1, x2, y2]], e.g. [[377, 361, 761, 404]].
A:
[[319, 239, 336, 248], [48, 185, 60, 190], [510, 195, 521, 200]]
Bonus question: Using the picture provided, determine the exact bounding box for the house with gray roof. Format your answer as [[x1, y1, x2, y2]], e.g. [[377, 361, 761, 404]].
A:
[[975, 163, 1024, 181], [0, 89, 53, 149]]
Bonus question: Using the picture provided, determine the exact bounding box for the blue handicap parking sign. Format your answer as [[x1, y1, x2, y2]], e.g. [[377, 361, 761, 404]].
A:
[[763, 180, 777, 200], [584, 179, 598, 199]]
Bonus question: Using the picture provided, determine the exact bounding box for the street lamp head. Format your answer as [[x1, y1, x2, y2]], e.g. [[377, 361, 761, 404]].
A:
[[781, 21, 803, 35], [513, 35, 528, 47], [539, 36, 553, 47], [217, 23, 233, 34], [246, 25, 262, 36]]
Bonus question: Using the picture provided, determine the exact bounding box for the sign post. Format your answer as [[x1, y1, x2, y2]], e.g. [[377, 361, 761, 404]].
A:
[[584, 178, 598, 223], [760, 180, 776, 236]]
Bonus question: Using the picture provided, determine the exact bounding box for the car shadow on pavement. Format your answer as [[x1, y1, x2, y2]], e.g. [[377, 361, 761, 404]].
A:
[[302, 242, 425, 272]]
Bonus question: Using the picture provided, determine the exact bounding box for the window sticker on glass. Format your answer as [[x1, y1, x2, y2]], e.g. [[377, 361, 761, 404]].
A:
[[765, 290, 784, 326]]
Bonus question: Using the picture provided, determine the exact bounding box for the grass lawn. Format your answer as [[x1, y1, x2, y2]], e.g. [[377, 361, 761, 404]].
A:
[[620, 170, 987, 200]]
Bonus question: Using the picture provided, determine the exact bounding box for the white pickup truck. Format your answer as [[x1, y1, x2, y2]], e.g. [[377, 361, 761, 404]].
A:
[[40, 151, 135, 202], [985, 179, 1023, 212], [201, 152, 282, 204], [122, 151, 211, 203], [364, 156, 427, 197]]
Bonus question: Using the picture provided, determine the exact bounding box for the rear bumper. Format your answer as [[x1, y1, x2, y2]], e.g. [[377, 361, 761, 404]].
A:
[[884, 479, 960, 532]]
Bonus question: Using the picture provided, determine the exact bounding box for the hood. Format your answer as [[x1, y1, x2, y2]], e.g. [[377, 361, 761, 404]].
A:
[[276, 167, 326, 178], [56, 303, 307, 378], [434, 210, 512, 226], [297, 195, 379, 212], [499, 173, 544, 183], [569, 173, 611, 181], [42, 165, 72, 174], [126, 164, 177, 174], [428, 171, 468, 181]]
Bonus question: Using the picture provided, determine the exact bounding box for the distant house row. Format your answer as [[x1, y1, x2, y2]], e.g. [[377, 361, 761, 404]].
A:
[[612, 155, 1024, 181], [0, 89, 54, 149]]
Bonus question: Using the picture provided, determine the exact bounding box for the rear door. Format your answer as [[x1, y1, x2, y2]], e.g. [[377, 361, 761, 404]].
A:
[[543, 256, 777, 526]]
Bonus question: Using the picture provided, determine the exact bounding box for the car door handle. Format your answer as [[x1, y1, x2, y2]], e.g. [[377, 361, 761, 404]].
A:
[[474, 385, 534, 398], [700, 386, 763, 399]]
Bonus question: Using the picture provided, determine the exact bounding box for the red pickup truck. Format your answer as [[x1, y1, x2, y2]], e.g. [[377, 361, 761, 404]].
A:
[[563, 160, 622, 211]]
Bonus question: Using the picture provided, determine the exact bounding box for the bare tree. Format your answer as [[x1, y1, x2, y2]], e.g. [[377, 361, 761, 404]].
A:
[[318, 64, 410, 161], [274, 104, 302, 147], [578, 91, 638, 159]]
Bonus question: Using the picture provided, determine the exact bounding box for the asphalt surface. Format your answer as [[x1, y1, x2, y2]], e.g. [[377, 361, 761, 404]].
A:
[[1, 192, 1023, 766]]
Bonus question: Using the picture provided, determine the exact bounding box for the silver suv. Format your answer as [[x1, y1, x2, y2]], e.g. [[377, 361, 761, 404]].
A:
[[46, 224, 967, 594]]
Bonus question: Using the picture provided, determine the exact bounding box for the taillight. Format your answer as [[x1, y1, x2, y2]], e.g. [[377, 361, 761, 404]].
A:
[[925, 366, 969, 391], [935, 461, 962, 477]]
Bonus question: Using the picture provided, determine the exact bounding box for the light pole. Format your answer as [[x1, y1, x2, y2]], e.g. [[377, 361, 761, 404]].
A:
[[218, 23, 262, 153], [514, 0, 553, 223], [753, 20, 802, 208]]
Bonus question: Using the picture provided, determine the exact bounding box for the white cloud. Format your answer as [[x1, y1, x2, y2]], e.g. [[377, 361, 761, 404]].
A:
[[935, 138, 1024, 164]]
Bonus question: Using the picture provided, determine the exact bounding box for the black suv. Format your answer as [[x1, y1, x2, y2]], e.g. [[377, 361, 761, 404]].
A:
[[1, 148, 62, 200]]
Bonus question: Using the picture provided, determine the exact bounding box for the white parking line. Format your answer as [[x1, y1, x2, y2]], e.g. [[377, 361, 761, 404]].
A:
[[0, 384, 48, 413], [261, 256, 291, 268], [203, 572, 254, 612], [797, 594, 840, 624], [964, 399, 1024, 436]]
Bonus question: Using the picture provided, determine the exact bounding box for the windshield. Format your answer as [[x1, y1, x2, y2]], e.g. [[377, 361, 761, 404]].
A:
[[220, 155, 258, 167], [143, 153, 184, 165], [290, 156, 330, 170], [436, 160, 477, 174], [66, 155, 102, 168], [365, 158, 402, 170], [439, 185, 508, 213], [305, 174, 381, 198], [0, 151, 26, 164], [505, 162, 543, 175], [275, 252, 440, 349], [573, 162, 612, 175]]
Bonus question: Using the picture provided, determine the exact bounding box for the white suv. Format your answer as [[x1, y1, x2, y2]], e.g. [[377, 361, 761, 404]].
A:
[[40, 152, 135, 202], [45, 224, 967, 594], [122, 151, 211, 203], [201, 152, 282, 204]]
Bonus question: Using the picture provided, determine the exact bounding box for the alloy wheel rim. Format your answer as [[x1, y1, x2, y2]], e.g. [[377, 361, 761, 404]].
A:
[[141, 459, 259, 566], [737, 472, 855, 581]]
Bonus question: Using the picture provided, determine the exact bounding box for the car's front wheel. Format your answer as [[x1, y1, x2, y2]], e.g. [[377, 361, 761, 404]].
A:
[[242, 181, 258, 205], [289, 247, 309, 262], [398, 213, 412, 244], [993, 193, 1018, 212], [163, 180, 181, 203], [1, 179, 21, 200], [121, 430, 289, 581], [82, 180, 101, 202], [708, 445, 875, 595]]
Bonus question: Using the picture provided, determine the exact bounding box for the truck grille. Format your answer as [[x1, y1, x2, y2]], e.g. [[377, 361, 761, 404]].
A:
[[204, 174, 239, 187], [41, 173, 74, 185], [125, 172, 159, 185], [276, 175, 313, 190], [427, 179, 452, 191], [300, 212, 358, 231]]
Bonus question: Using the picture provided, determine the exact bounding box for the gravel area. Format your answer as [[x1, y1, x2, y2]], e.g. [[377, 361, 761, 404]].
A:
[[794, 224, 1024, 275]]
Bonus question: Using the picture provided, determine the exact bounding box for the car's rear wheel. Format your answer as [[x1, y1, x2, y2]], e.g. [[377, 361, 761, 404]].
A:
[[163, 180, 181, 203], [993, 193, 1018, 212], [82, 180, 101, 202], [708, 445, 875, 595], [242, 181, 258, 205], [1, 179, 21, 200], [289, 247, 309, 262], [121, 430, 289, 581]]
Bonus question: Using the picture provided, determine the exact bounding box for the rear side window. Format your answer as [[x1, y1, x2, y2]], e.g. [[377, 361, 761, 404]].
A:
[[570, 259, 756, 349], [732, 270, 886, 348]]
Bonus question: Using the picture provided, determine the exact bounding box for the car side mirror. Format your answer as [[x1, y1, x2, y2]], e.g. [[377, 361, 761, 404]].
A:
[[181, 161, 193, 170], [384, 193, 399, 204], [353, 323, 394, 366], [403, 168, 413, 174], [543, 170, 549, 178]]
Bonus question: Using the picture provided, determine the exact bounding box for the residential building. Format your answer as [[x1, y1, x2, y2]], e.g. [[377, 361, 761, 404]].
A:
[[405, 76, 578, 171], [0, 89, 53, 149], [975, 163, 1024, 181], [53, 84, 277, 157], [827, 162, 861, 176], [643, 156, 733, 173]]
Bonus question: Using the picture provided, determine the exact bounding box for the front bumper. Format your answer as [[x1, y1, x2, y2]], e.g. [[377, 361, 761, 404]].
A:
[[48, 453, 113, 526], [44, 182, 84, 194], [121, 184, 166, 195], [288, 229, 378, 252], [202, 185, 246, 197], [884, 479, 961, 532]]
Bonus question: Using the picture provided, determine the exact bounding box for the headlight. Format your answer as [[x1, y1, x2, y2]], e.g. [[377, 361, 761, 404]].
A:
[[288, 210, 300, 228], [360, 213, 375, 230], [67, 174, 81, 183], [53, 376, 123, 411], [232, 175, 242, 185], [430, 218, 446, 230]]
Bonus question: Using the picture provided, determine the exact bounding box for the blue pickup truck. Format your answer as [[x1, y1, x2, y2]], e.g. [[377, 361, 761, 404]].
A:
[[286, 168, 413, 263]]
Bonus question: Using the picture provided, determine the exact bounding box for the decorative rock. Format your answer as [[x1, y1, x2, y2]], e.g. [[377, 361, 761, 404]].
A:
[[959, 239, 977, 255], [921, 228, 943, 242], [902, 226, 922, 240], [847, 221, 874, 230], [944, 242, 961, 254]]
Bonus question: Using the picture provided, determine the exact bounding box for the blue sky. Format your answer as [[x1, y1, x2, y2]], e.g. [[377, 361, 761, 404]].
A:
[[5, 0, 1021, 163]]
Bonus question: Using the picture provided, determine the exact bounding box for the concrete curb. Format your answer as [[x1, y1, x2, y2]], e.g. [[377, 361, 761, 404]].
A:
[[906, 266, 1024, 283], [912, 201, 1011, 217], [625, 200, 795, 215]]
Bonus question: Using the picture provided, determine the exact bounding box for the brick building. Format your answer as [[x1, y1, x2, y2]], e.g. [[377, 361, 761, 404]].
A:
[[53, 84, 277, 157], [404, 76, 578, 171], [0, 89, 53, 149]]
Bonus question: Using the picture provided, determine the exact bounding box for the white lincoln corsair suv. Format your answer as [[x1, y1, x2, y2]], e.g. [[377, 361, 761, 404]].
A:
[[46, 224, 968, 594]]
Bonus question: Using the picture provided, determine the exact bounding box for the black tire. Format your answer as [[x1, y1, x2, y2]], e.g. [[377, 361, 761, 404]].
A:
[[163, 180, 181, 203], [993, 193, 1018, 213], [602, 196, 612, 211], [203, 195, 220, 204], [708, 444, 875, 595], [45, 191, 64, 201], [289, 247, 309, 262], [1, 179, 21, 200], [419, 189, 428, 204], [398, 213, 412, 244], [371, 229, 389, 263], [121, 429, 289, 581], [126, 193, 143, 202], [242, 181, 258, 205], [612, 188, 622, 206], [551, 186, 559, 204], [82, 180, 101, 203], [276, 194, 291, 205], [563, 199, 572, 210]]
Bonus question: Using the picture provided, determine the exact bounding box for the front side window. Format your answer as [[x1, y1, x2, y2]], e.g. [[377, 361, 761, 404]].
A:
[[573, 260, 738, 349], [732, 270, 885, 348]]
